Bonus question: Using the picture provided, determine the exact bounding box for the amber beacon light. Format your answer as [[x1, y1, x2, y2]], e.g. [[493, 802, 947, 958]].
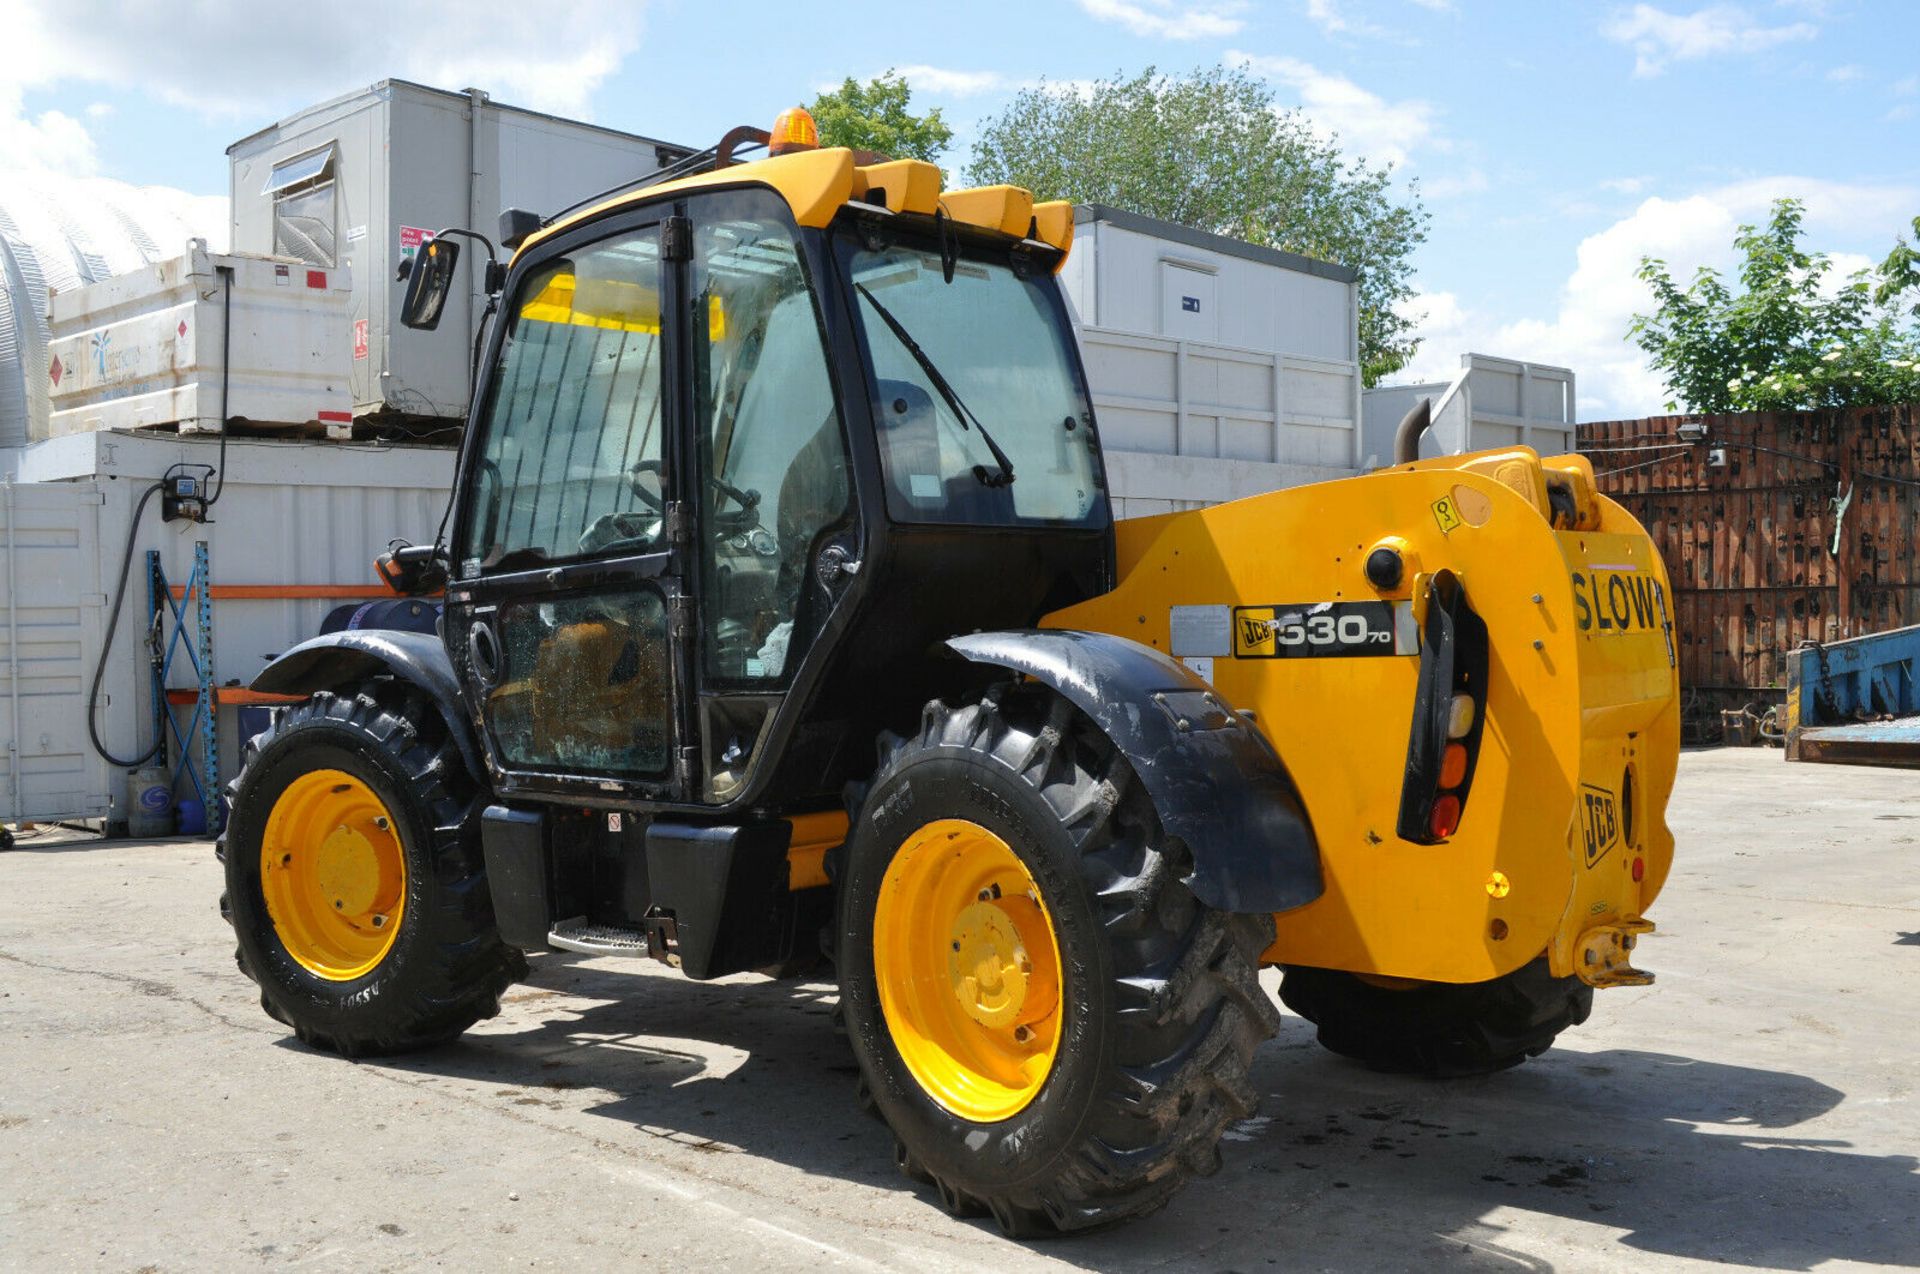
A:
[[769, 106, 820, 154]]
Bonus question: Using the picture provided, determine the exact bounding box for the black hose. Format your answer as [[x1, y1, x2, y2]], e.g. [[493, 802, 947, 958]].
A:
[[1394, 397, 1431, 464], [86, 481, 165, 767], [205, 265, 234, 507]]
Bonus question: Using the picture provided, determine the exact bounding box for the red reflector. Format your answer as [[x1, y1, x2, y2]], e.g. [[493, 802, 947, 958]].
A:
[[1429, 794, 1462, 840], [1632, 856, 1644, 882], [1439, 742, 1468, 789], [317, 410, 351, 423], [306, 269, 327, 289]]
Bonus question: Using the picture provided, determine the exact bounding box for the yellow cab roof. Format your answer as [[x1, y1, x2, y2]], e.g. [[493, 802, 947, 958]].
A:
[[516, 147, 1074, 263]]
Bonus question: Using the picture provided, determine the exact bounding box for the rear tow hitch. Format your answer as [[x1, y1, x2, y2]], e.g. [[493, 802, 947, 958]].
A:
[[1576, 918, 1655, 988]]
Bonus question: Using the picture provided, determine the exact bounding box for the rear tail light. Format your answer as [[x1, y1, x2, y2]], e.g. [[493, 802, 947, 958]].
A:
[[1396, 570, 1489, 845]]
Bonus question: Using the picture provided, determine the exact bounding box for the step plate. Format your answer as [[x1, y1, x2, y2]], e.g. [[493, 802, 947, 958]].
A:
[[548, 917, 650, 957]]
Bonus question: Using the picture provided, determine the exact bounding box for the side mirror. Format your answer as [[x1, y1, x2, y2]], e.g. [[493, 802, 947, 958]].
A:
[[376, 542, 450, 596], [398, 236, 460, 330]]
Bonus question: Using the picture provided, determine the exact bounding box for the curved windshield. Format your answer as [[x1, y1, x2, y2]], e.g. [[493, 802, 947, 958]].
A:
[[839, 231, 1104, 526]]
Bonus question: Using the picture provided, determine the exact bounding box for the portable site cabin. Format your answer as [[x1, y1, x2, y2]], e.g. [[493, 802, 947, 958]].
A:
[[227, 80, 693, 426]]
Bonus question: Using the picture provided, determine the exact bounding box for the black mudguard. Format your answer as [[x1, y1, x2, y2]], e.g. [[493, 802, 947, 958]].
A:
[[252, 630, 486, 781], [948, 629, 1323, 915]]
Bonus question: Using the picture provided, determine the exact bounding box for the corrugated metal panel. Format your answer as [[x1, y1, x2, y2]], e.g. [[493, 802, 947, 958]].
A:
[[1579, 404, 1920, 731], [0, 479, 105, 823]]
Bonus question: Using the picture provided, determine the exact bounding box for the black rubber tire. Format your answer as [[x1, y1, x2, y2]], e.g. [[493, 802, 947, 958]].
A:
[[219, 683, 526, 1057], [1278, 958, 1593, 1078], [837, 686, 1280, 1237]]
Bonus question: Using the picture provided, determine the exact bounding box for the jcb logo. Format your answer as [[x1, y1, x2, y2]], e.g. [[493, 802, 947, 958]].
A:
[[1580, 783, 1619, 867]]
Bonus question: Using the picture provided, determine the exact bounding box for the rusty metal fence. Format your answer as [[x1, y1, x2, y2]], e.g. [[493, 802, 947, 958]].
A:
[[1577, 404, 1920, 735]]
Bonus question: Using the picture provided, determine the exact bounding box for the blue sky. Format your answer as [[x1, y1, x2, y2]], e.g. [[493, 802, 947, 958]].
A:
[[4, 0, 1917, 418]]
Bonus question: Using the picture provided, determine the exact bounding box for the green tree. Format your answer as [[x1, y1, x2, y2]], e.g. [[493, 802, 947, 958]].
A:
[[967, 65, 1430, 385], [807, 71, 953, 163], [1629, 198, 1920, 413]]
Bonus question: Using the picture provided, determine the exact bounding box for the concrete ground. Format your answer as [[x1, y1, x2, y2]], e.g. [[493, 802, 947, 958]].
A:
[[1, 748, 1915, 1272]]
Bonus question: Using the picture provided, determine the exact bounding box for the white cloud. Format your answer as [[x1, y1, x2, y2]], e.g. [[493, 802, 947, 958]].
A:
[[1, 0, 644, 120], [1076, 0, 1248, 40], [1407, 0, 1455, 10], [1227, 51, 1437, 167], [1893, 74, 1919, 97], [1302, 0, 1393, 39], [1601, 4, 1817, 77], [0, 86, 97, 175], [889, 66, 1009, 97], [1395, 177, 1920, 420], [1600, 175, 1651, 194], [1421, 168, 1486, 199], [1825, 63, 1864, 83]]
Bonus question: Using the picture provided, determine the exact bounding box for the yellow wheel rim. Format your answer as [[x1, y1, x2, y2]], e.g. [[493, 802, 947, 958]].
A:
[[259, 769, 407, 981], [873, 818, 1065, 1123]]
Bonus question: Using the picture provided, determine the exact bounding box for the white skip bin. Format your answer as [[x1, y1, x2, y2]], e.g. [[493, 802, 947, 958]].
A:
[[46, 240, 354, 439]]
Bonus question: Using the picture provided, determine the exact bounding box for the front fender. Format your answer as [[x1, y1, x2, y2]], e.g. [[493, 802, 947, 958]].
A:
[[252, 630, 486, 781], [948, 629, 1322, 914]]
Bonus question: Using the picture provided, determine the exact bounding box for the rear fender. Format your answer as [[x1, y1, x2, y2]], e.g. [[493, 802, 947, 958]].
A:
[[252, 630, 485, 781], [947, 629, 1322, 914]]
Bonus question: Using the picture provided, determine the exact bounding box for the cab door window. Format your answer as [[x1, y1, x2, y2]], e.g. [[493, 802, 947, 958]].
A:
[[458, 226, 674, 779], [460, 233, 669, 573], [690, 198, 848, 682]]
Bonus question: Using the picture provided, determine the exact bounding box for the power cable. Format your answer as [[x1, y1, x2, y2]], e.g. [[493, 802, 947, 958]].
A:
[[86, 481, 165, 767]]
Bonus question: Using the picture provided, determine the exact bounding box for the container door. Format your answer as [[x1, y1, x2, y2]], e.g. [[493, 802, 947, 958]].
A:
[[1160, 262, 1218, 343], [447, 218, 689, 800]]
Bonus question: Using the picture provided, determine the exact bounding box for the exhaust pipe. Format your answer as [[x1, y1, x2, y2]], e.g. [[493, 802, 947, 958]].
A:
[[1394, 397, 1431, 465]]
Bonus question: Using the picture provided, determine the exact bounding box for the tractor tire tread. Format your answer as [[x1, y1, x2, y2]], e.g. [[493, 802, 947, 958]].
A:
[[845, 687, 1277, 1237], [221, 683, 524, 1058]]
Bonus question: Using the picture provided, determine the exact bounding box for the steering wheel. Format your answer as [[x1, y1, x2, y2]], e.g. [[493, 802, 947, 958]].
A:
[[626, 458, 763, 533]]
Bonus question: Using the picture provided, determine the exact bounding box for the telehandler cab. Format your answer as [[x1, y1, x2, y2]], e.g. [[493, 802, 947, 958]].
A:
[[221, 108, 1679, 1235]]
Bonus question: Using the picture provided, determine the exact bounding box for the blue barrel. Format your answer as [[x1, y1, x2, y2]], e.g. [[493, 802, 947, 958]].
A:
[[320, 598, 441, 636]]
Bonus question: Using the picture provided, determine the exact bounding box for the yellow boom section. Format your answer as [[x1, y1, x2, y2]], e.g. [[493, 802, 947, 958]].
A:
[[1046, 448, 1679, 985], [518, 148, 1073, 261]]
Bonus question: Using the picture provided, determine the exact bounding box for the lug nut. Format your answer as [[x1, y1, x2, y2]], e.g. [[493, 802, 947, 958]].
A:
[[1013, 1025, 1032, 1043], [333, 900, 344, 910], [371, 914, 387, 929], [374, 816, 390, 831]]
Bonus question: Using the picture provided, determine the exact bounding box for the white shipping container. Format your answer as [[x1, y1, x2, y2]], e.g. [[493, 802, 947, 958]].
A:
[[1059, 205, 1364, 517], [227, 80, 691, 424], [45, 241, 352, 440], [4, 430, 453, 825], [1362, 354, 1577, 467]]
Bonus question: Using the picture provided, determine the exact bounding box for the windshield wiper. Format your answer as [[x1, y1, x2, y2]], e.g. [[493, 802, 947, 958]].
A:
[[855, 283, 1015, 488]]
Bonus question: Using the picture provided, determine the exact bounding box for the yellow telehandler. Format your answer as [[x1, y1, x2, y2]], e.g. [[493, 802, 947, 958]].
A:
[[217, 107, 1678, 1235]]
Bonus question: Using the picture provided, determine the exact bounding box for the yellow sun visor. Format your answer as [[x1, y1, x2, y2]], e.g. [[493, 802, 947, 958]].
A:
[[520, 272, 725, 340]]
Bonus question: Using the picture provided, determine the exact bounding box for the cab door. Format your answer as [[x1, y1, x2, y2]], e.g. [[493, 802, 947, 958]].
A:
[[446, 216, 691, 801]]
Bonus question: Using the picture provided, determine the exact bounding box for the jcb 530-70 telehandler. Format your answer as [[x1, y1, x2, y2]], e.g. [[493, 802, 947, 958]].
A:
[[220, 107, 1679, 1235]]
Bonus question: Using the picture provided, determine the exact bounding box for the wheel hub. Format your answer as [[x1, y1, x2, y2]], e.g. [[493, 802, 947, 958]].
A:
[[259, 769, 407, 981], [872, 818, 1065, 1123]]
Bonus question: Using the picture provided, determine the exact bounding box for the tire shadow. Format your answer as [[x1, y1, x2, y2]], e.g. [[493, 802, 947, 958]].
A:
[[351, 955, 1918, 1270]]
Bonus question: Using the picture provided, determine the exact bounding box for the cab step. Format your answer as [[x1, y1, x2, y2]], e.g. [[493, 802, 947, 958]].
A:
[[547, 916, 678, 966]]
